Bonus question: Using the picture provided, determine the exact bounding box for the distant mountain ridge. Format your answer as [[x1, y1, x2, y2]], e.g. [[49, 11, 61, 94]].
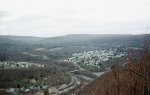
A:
[[0, 34, 149, 47], [40, 34, 147, 47], [0, 35, 45, 44]]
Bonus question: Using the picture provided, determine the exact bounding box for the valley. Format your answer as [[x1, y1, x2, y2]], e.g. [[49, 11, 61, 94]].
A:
[[0, 34, 149, 95]]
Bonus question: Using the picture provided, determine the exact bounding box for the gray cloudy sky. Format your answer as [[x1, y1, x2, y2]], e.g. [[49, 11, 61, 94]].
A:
[[0, 0, 150, 37]]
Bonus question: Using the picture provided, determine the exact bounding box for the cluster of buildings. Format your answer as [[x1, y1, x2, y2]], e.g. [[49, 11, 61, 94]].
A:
[[5, 85, 47, 95], [5, 78, 79, 95], [65, 49, 126, 67], [0, 61, 45, 69]]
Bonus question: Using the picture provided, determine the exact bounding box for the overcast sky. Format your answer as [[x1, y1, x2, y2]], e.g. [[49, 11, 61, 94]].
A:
[[0, 0, 150, 37]]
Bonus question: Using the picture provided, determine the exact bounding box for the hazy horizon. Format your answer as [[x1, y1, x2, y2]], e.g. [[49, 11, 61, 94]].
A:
[[0, 0, 150, 37], [0, 33, 149, 38]]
